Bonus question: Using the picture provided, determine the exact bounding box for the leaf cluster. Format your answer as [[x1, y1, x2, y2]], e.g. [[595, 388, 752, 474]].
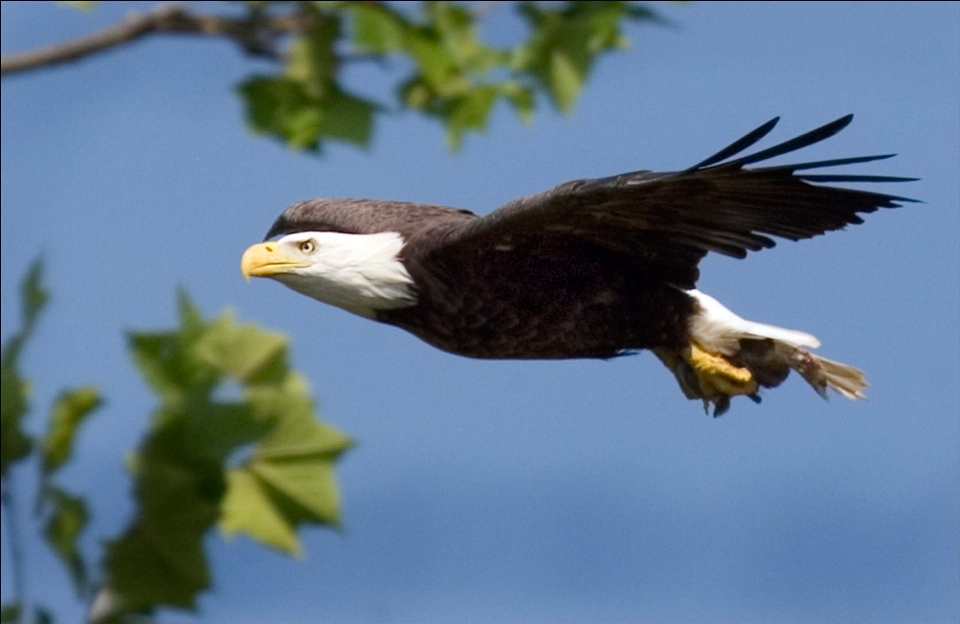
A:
[[1, 265, 350, 623], [237, 1, 659, 150], [98, 293, 351, 619]]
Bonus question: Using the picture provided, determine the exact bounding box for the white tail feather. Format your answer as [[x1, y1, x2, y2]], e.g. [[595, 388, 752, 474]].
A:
[[684, 289, 867, 402], [806, 355, 868, 400], [686, 290, 820, 353]]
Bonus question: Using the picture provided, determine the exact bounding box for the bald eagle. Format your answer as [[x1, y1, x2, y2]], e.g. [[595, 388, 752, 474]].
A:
[[241, 115, 916, 415]]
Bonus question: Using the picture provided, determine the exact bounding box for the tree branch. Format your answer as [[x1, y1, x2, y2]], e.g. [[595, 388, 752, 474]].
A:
[[470, 1, 504, 19], [1, 3, 313, 76]]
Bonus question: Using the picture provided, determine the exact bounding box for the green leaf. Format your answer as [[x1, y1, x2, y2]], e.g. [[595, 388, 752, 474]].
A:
[[0, 372, 32, 478], [127, 331, 220, 405], [105, 435, 221, 611], [238, 76, 322, 151], [1, 258, 48, 477], [513, 1, 656, 113], [320, 87, 377, 146], [238, 75, 377, 151], [0, 603, 54, 624], [548, 48, 583, 113], [250, 456, 342, 524], [239, 7, 381, 152], [42, 486, 90, 597], [351, 4, 407, 53], [56, 1, 96, 10], [502, 81, 535, 123], [180, 402, 266, 464], [284, 106, 326, 151], [127, 298, 231, 404], [34, 607, 53, 624], [20, 258, 49, 336], [127, 333, 183, 401], [405, 33, 454, 93], [220, 410, 350, 553], [176, 288, 206, 342], [427, 2, 473, 64], [257, 403, 352, 461], [41, 387, 102, 476], [0, 604, 19, 624], [220, 468, 300, 555], [105, 520, 209, 611], [193, 311, 287, 382], [134, 435, 225, 525], [445, 85, 499, 150], [285, 17, 340, 96]]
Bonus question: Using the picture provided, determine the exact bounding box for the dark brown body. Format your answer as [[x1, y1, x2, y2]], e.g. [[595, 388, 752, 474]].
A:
[[380, 230, 697, 359]]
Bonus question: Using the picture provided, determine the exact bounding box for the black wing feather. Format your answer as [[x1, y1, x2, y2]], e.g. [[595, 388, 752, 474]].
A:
[[435, 115, 916, 288], [797, 174, 920, 183], [783, 154, 897, 171], [687, 116, 781, 170], [432, 115, 917, 289], [728, 114, 853, 166]]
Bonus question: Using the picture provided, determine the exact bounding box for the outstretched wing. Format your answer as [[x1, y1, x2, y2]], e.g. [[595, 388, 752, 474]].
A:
[[434, 115, 917, 289]]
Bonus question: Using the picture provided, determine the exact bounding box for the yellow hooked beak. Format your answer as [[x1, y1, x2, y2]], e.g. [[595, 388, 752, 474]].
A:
[[240, 242, 310, 282]]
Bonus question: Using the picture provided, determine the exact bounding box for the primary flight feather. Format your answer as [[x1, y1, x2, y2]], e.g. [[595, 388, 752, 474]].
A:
[[241, 115, 917, 415]]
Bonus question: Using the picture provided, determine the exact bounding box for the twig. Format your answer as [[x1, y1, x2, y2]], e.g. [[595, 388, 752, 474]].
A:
[[471, 1, 503, 19], [2, 477, 30, 624], [1, 3, 313, 76]]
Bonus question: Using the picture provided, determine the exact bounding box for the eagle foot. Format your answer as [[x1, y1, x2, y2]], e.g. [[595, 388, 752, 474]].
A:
[[683, 343, 759, 416], [653, 344, 760, 416]]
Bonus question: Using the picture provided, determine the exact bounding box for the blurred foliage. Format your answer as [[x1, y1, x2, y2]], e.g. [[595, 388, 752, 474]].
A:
[[0, 604, 53, 624], [53, 1, 661, 151], [1, 266, 349, 622], [1, 259, 100, 621], [41, 388, 102, 477], [240, 1, 659, 150], [1, 260, 47, 479], [99, 293, 350, 617], [55, 1, 96, 10]]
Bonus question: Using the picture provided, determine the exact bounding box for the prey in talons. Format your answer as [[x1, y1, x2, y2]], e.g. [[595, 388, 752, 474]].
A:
[[655, 343, 760, 416], [656, 291, 868, 416]]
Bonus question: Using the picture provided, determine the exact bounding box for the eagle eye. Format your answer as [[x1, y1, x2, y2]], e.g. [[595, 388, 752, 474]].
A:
[[298, 240, 316, 254]]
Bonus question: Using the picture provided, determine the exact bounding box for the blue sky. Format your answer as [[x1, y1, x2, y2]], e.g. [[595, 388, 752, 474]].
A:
[[2, 2, 958, 622]]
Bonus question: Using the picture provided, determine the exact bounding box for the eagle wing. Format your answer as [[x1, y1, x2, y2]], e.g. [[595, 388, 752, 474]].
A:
[[435, 115, 917, 289]]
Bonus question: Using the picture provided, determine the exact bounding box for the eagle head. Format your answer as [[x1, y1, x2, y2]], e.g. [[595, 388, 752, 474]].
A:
[[241, 230, 417, 318]]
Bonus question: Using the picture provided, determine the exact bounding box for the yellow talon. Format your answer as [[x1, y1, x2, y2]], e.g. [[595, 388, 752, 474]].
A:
[[684, 343, 758, 398], [654, 343, 760, 416]]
